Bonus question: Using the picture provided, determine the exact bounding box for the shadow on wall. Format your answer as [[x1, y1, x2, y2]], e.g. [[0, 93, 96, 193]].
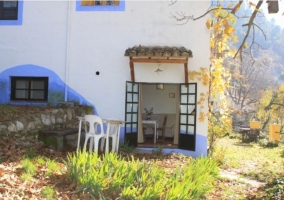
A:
[[0, 64, 97, 114]]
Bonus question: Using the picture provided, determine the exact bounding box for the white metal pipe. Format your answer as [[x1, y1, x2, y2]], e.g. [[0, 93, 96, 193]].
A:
[[64, 0, 71, 102]]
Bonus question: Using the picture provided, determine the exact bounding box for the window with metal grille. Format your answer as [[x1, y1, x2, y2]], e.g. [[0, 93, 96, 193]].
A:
[[81, 0, 120, 6], [0, 1, 18, 20], [10, 77, 48, 101], [76, 0, 125, 11]]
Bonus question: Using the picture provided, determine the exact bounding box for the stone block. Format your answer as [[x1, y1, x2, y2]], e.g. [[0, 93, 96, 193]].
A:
[[38, 128, 79, 151]]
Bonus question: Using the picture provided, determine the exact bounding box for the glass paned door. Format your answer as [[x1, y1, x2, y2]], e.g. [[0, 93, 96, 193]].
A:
[[124, 81, 139, 147], [178, 83, 197, 151]]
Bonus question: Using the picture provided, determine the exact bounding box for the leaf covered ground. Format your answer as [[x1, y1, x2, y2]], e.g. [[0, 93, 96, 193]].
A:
[[1, 136, 283, 199]]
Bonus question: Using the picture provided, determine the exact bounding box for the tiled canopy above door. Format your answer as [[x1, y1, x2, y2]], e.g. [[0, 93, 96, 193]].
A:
[[124, 46, 192, 58], [124, 45, 193, 83]]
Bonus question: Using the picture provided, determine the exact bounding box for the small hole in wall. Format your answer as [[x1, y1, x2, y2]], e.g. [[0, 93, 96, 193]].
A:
[[96, 71, 100, 75]]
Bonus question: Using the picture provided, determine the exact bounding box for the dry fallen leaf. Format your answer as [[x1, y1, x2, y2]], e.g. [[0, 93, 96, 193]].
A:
[[0, 187, 7, 193]]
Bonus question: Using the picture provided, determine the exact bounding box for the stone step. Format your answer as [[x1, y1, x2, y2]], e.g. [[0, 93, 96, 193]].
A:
[[38, 128, 82, 151]]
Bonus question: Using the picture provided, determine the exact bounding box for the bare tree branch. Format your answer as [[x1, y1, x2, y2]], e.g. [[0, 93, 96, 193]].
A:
[[233, 0, 263, 60], [231, 0, 243, 15], [253, 23, 267, 40]]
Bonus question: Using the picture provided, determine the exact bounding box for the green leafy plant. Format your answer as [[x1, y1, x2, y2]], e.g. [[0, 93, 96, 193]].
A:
[[20, 158, 37, 182], [259, 138, 269, 147], [40, 186, 56, 200], [20, 173, 33, 182], [281, 149, 284, 158], [120, 142, 134, 153], [259, 139, 279, 148], [151, 145, 164, 156], [46, 158, 61, 176], [36, 156, 46, 165], [210, 146, 227, 166], [25, 149, 37, 159], [264, 176, 284, 200], [165, 157, 219, 199], [21, 158, 37, 176], [66, 151, 219, 199]]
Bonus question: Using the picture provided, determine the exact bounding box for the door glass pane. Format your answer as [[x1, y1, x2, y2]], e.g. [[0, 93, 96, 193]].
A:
[[187, 126, 194, 135], [188, 95, 195, 103], [188, 115, 194, 124], [181, 85, 187, 93], [30, 91, 44, 99], [31, 81, 44, 89], [181, 94, 187, 104], [133, 84, 138, 92], [127, 93, 132, 102], [180, 115, 186, 124], [3, 1, 17, 7], [15, 90, 28, 98], [126, 114, 132, 122], [180, 105, 187, 114], [127, 82, 133, 92], [133, 93, 138, 103], [132, 124, 137, 132], [189, 105, 195, 114], [16, 80, 29, 89], [133, 103, 138, 112], [126, 124, 131, 133], [126, 103, 132, 112], [180, 125, 186, 134], [188, 84, 195, 93], [132, 114, 137, 122]]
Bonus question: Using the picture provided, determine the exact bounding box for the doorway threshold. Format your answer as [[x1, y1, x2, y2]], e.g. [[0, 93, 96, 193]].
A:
[[137, 138, 177, 149]]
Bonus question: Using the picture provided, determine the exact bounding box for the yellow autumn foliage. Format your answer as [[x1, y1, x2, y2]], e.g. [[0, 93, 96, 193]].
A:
[[190, 4, 239, 150], [206, 18, 211, 29], [224, 26, 234, 35]]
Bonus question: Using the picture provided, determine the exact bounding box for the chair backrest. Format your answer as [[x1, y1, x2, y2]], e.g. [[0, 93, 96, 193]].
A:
[[84, 115, 104, 135], [161, 115, 168, 131], [250, 121, 260, 129]]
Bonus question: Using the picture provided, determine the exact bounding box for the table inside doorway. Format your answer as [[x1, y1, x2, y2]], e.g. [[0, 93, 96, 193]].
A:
[[142, 120, 159, 143]]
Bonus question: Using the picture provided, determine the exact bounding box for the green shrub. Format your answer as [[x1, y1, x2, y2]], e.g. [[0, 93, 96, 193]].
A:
[[209, 146, 227, 166], [41, 186, 55, 200], [281, 149, 284, 158], [36, 156, 46, 165], [259, 139, 269, 147], [21, 158, 37, 176], [120, 142, 134, 153], [65, 151, 219, 199], [151, 145, 164, 156], [46, 159, 61, 176], [165, 157, 219, 199], [20, 173, 33, 182], [259, 139, 279, 148], [25, 149, 37, 159], [264, 176, 284, 200]]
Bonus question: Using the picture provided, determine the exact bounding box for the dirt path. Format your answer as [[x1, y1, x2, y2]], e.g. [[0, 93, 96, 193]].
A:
[[220, 168, 266, 188]]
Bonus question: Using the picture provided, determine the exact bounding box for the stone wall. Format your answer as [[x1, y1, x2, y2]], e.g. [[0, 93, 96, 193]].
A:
[[0, 106, 94, 138]]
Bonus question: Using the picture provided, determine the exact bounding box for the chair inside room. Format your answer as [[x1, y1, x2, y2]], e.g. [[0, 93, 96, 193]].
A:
[[157, 114, 168, 143], [83, 115, 106, 152]]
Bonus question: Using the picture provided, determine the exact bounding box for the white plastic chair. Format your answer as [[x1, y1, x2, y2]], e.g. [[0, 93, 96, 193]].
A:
[[83, 115, 106, 152], [105, 121, 122, 153]]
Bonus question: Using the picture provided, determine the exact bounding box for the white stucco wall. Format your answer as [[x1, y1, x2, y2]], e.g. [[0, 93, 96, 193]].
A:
[[0, 1, 68, 76], [68, 1, 210, 136]]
